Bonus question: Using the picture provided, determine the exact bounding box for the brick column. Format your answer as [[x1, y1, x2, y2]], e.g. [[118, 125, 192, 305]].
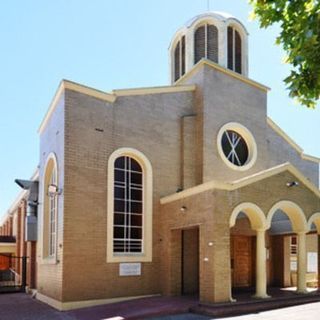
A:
[[199, 221, 231, 303]]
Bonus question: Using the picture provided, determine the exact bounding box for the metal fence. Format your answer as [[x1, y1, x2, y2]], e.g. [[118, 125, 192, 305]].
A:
[[0, 254, 27, 293]]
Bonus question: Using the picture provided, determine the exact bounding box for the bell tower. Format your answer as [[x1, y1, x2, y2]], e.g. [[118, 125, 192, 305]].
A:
[[169, 12, 249, 83]]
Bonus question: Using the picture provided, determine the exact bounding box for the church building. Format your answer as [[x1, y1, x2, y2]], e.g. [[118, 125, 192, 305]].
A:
[[1, 11, 320, 310]]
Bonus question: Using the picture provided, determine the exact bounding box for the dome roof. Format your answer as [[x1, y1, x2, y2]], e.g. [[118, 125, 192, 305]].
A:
[[185, 11, 248, 34], [169, 11, 249, 83]]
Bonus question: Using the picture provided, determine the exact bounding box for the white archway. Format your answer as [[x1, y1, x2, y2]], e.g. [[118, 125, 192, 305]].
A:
[[267, 200, 308, 293], [230, 202, 267, 230], [266, 200, 307, 233], [307, 212, 320, 234], [230, 202, 269, 299]]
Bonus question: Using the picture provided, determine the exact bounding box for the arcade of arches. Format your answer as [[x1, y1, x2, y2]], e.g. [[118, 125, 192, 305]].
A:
[[230, 201, 320, 299]]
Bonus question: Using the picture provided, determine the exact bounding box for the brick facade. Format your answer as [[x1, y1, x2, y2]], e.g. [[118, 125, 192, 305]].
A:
[[1, 11, 320, 310]]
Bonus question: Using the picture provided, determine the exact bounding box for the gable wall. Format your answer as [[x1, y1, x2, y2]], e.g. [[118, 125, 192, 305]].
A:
[[267, 126, 319, 187], [61, 88, 195, 302]]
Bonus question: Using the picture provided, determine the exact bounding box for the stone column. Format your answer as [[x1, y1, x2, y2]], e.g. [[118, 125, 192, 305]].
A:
[[297, 231, 307, 293], [254, 229, 269, 298]]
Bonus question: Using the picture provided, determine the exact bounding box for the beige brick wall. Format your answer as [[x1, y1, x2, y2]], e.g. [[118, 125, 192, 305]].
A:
[[37, 62, 319, 305], [61, 88, 195, 302], [180, 64, 319, 185], [38, 94, 65, 301], [161, 170, 320, 302]]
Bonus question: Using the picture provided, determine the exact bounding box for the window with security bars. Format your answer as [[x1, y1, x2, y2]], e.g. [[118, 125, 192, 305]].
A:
[[113, 156, 143, 253], [227, 27, 242, 74], [290, 236, 297, 255], [49, 168, 57, 257], [194, 24, 218, 64]]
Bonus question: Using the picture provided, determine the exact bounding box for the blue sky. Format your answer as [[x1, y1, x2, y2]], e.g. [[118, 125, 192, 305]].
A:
[[0, 0, 319, 218]]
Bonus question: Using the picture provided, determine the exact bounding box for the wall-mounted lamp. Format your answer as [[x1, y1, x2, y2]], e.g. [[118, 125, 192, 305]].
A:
[[48, 184, 62, 197], [203, 257, 209, 262], [286, 181, 299, 187], [208, 242, 213, 247], [180, 206, 187, 213]]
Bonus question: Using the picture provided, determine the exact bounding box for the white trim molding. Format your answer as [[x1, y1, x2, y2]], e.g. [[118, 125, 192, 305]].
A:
[[266, 200, 308, 233], [267, 117, 320, 163], [40, 152, 59, 264], [107, 147, 153, 263], [230, 202, 267, 230], [160, 162, 320, 204], [307, 212, 320, 234], [38, 79, 196, 135]]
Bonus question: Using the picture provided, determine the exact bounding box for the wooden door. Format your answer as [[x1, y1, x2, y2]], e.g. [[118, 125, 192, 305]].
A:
[[232, 235, 252, 287], [182, 228, 199, 295]]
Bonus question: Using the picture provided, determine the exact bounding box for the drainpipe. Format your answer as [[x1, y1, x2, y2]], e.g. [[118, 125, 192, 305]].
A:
[[15, 180, 39, 242]]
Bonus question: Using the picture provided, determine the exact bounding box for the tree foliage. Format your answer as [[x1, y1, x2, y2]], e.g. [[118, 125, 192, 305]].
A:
[[249, 0, 320, 108]]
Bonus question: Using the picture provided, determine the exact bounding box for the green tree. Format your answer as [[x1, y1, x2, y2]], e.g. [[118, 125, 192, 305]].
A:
[[249, 0, 320, 108]]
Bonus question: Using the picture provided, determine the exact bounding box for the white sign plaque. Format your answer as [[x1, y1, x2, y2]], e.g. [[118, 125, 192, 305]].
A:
[[119, 263, 141, 276], [307, 252, 318, 273]]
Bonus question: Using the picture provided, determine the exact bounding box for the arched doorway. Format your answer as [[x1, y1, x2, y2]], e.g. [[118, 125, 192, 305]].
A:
[[230, 202, 268, 299], [266, 201, 308, 293]]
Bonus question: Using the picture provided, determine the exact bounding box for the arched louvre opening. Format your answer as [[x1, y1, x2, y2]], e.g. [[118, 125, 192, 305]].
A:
[[207, 24, 218, 63], [228, 26, 242, 74], [235, 30, 242, 74], [227, 27, 234, 70], [174, 36, 186, 81], [181, 36, 186, 75], [194, 25, 206, 64], [113, 156, 143, 253], [194, 24, 218, 64], [174, 41, 181, 81]]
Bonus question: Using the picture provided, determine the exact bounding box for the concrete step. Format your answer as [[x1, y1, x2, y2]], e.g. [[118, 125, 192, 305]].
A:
[[191, 292, 320, 318]]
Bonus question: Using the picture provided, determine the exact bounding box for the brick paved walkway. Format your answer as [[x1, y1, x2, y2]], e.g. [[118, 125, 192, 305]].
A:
[[1, 292, 320, 320], [0, 293, 197, 320], [0, 293, 75, 320]]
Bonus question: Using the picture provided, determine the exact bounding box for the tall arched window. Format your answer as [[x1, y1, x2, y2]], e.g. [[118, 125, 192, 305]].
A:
[[174, 35, 186, 81], [42, 153, 58, 259], [48, 166, 57, 256], [227, 26, 242, 74], [114, 156, 143, 253], [107, 148, 153, 262], [194, 24, 218, 64]]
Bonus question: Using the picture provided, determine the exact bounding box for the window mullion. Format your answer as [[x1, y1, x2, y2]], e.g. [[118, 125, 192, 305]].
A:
[[233, 28, 236, 71], [205, 24, 208, 59]]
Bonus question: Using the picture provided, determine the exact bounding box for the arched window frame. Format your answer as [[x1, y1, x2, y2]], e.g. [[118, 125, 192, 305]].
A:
[[194, 22, 219, 64], [107, 148, 153, 263], [227, 24, 244, 74], [41, 152, 59, 262], [173, 34, 186, 82]]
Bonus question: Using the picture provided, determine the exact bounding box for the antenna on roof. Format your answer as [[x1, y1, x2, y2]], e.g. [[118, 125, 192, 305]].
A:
[[207, 0, 211, 11]]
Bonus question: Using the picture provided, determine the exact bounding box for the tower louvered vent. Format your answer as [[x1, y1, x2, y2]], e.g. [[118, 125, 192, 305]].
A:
[[207, 24, 218, 63], [174, 36, 186, 82], [194, 25, 206, 64], [194, 24, 218, 64], [228, 26, 242, 74]]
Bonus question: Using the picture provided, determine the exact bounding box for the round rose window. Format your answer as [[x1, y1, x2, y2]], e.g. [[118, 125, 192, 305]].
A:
[[221, 130, 249, 166], [217, 122, 257, 171]]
